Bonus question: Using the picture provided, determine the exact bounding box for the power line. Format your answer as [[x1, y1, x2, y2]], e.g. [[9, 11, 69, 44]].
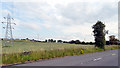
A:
[[1, 14, 16, 46]]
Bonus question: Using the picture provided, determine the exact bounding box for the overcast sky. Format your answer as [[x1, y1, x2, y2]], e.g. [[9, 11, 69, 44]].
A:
[[0, 0, 119, 42]]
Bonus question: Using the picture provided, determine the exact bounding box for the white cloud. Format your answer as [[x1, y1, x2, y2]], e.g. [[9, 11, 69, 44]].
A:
[[62, 24, 92, 35], [0, 1, 118, 41], [42, 24, 51, 29], [24, 23, 41, 30]]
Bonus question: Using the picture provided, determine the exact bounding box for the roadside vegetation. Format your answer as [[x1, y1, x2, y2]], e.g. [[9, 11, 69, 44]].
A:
[[1, 40, 119, 65]]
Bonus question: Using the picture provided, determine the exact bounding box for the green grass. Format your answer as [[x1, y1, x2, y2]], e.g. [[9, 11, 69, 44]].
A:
[[1, 40, 120, 65], [2, 40, 94, 54], [0, 40, 2, 65]]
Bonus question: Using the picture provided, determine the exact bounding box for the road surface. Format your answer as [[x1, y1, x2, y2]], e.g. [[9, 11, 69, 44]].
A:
[[14, 49, 119, 66]]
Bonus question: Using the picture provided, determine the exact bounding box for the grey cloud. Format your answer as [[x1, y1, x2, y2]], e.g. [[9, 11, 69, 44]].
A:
[[55, 2, 117, 25]]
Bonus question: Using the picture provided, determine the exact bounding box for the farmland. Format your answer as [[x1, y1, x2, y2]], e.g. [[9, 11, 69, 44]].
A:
[[0, 40, 119, 65], [2, 40, 94, 54]]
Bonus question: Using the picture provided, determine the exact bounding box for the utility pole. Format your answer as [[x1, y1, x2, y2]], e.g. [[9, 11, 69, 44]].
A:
[[1, 14, 16, 46]]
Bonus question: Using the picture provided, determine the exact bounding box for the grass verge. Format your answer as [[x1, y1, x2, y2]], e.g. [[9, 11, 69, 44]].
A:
[[2, 45, 120, 65]]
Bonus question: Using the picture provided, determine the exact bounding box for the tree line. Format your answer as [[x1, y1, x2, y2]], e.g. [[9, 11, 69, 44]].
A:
[[23, 37, 119, 45]]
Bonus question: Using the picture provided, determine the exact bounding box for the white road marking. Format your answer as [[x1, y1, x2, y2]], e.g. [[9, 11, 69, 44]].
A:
[[112, 54, 116, 55], [81, 62, 83, 64], [93, 58, 102, 61]]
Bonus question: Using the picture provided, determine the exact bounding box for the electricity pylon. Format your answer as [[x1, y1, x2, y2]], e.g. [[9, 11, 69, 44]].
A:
[[1, 14, 16, 46]]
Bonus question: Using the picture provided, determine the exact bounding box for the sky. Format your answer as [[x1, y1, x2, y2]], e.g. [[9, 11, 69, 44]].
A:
[[0, 0, 119, 42]]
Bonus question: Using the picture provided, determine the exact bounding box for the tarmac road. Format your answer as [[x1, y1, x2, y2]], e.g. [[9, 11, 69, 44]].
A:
[[14, 49, 119, 66]]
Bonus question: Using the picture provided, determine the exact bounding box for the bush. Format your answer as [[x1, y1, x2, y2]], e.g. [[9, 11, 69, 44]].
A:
[[81, 50, 84, 54]]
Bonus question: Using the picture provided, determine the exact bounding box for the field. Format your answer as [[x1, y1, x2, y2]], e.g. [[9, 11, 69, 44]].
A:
[[0, 40, 119, 65], [2, 40, 94, 54]]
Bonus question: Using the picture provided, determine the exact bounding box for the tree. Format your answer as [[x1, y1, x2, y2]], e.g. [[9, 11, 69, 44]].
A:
[[81, 41, 85, 44], [109, 35, 119, 45], [92, 21, 108, 49], [57, 40, 62, 43], [69, 40, 75, 44], [48, 39, 54, 42], [50, 39, 54, 42], [48, 39, 51, 42], [106, 41, 110, 45], [45, 39, 47, 42], [26, 38, 29, 40], [63, 41, 68, 43], [75, 40, 81, 44], [53, 40, 56, 43]]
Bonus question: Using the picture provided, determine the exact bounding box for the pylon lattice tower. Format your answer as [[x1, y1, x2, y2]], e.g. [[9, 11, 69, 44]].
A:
[[2, 14, 16, 46]]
